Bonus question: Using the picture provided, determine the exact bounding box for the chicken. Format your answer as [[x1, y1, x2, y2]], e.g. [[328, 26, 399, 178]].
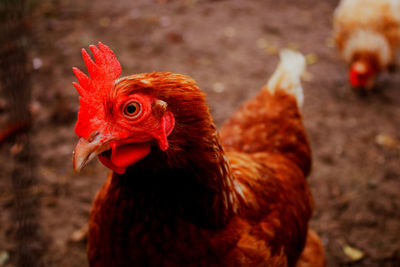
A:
[[333, 0, 400, 89], [72, 43, 325, 266]]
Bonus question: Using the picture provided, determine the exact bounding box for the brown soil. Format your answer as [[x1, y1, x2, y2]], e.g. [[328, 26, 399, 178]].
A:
[[1, 0, 399, 266]]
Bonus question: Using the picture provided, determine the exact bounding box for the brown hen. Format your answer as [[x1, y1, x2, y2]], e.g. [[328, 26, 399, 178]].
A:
[[72, 44, 325, 266]]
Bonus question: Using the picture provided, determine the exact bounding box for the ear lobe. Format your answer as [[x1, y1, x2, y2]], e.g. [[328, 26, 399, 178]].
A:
[[153, 111, 175, 151]]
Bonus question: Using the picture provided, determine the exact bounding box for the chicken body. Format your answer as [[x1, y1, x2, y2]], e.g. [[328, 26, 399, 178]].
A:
[[334, 0, 400, 89], [72, 45, 324, 266]]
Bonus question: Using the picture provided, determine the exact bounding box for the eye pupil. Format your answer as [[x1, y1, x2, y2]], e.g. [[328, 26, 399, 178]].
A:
[[126, 104, 137, 114]]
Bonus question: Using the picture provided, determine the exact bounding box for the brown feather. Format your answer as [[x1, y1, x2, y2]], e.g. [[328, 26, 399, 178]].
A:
[[87, 73, 322, 266]]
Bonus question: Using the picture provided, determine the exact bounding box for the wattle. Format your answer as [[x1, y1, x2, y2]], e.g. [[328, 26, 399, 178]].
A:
[[98, 143, 151, 174]]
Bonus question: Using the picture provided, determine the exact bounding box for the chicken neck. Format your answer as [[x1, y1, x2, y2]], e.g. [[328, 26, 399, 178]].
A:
[[111, 120, 238, 228]]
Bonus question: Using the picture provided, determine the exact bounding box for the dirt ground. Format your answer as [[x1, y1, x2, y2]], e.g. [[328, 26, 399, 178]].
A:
[[1, 0, 400, 266]]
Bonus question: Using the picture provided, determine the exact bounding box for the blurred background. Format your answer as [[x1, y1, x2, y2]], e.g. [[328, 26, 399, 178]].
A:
[[0, 0, 399, 266]]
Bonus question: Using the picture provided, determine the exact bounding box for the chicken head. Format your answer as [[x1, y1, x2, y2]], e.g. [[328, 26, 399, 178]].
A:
[[72, 43, 175, 174]]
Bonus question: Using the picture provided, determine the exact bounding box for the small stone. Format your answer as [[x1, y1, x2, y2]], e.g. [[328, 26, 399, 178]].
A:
[[305, 53, 318, 65], [70, 224, 88, 243], [160, 16, 171, 27], [32, 58, 43, 70], [343, 244, 365, 261], [0, 250, 9, 266], [212, 82, 225, 93], [376, 133, 399, 149]]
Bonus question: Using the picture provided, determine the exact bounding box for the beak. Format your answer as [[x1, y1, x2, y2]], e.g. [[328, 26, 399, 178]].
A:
[[73, 135, 110, 172]]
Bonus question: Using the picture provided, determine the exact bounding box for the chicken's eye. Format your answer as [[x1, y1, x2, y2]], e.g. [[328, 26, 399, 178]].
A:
[[123, 102, 141, 118]]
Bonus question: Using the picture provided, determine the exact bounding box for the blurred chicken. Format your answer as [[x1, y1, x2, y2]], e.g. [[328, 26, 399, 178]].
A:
[[333, 0, 400, 89], [72, 43, 325, 266]]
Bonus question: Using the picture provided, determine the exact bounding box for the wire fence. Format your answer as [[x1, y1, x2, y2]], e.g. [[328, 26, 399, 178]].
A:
[[0, 0, 44, 266]]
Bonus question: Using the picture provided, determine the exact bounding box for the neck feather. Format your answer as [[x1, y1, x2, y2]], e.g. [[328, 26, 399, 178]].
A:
[[116, 118, 237, 228]]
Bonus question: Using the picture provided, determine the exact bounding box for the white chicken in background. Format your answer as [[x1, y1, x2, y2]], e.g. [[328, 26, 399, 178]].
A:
[[333, 0, 400, 89]]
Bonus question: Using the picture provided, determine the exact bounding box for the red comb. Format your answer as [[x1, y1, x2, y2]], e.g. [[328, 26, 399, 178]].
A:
[[72, 42, 121, 97], [72, 42, 122, 139]]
